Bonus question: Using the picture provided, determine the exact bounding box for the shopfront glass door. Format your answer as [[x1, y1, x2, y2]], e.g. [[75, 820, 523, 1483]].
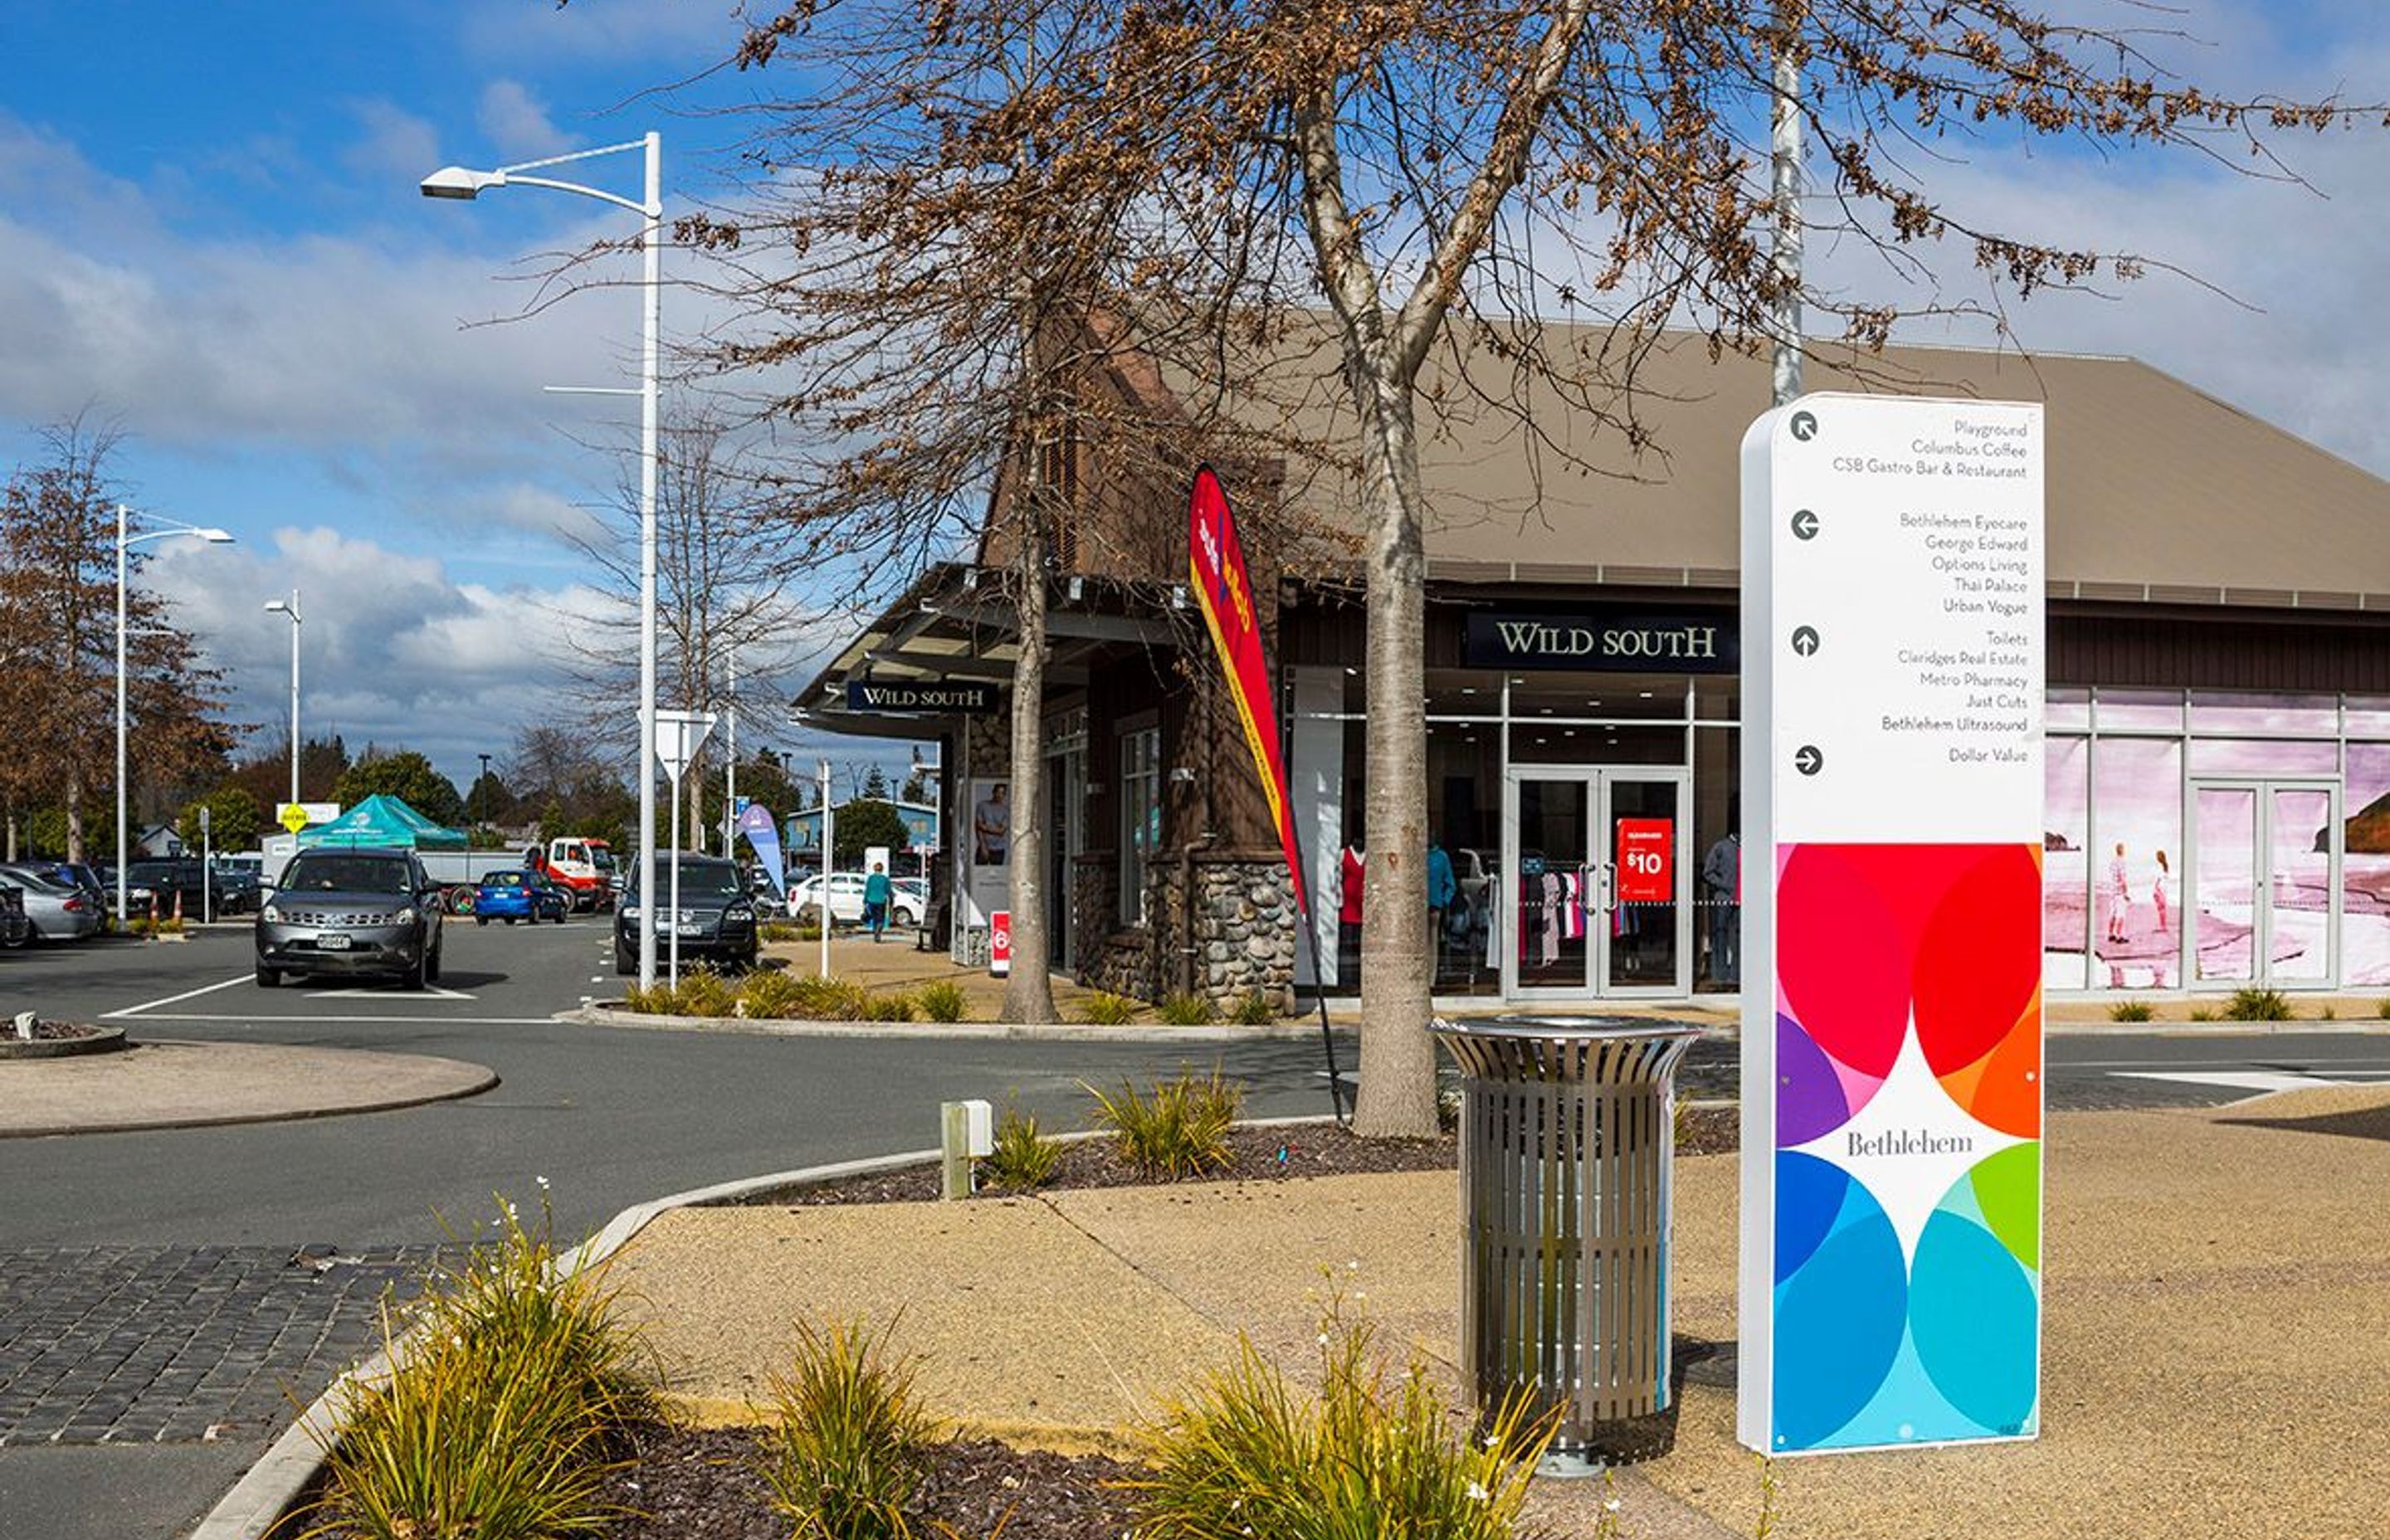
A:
[[1502, 768, 1690, 999], [2190, 779, 2340, 989]]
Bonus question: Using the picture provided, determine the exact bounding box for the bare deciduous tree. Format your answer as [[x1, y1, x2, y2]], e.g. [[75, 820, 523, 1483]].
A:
[[688, 0, 2376, 1128]]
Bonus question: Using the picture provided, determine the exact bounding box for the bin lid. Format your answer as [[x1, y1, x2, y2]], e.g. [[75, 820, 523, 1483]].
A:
[[1432, 1014, 1705, 1043]]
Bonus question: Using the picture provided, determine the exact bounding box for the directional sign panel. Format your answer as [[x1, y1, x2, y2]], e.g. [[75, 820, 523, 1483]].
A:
[[1738, 394, 2046, 1458], [654, 709, 718, 783]]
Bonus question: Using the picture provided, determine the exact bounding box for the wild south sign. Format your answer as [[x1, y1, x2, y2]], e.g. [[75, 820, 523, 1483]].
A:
[[845, 680, 997, 714], [1462, 608, 1738, 673]]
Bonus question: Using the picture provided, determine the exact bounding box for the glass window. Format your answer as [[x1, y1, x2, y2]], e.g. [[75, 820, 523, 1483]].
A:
[[2344, 697, 2390, 738], [2189, 690, 2338, 737], [1695, 675, 1740, 722], [2344, 743, 2390, 987], [2046, 688, 2090, 733], [1428, 720, 1501, 996], [2045, 737, 2089, 992], [2090, 738, 2181, 990], [1119, 727, 1162, 927], [2095, 689, 2183, 733], [1693, 727, 1742, 993], [2188, 739, 2339, 777], [1509, 724, 1686, 766]]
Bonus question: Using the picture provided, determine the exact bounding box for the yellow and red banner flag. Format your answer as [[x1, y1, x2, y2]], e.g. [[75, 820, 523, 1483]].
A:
[[1188, 466, 1308, 919]]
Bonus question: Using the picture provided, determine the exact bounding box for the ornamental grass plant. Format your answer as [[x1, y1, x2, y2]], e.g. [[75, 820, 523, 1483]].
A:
[[305, 1192, 652, 1540], [913, 980, 969, 1023], [1078, 992, 1140, 1026], [1157, 992, 1217, 1026], [1130, 1305, 1551, 1540], [757, 1318, 934, 1540], [981, 1099, 1062, 1192], [2107, 1000, 2155, 1022], [1083, 1066, 1241, 1180], [2224, 987, 2295, 1021]]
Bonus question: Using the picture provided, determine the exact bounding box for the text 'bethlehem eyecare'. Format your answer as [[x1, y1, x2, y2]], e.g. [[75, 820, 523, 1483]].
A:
[[1739, 395, 2047, 1456]]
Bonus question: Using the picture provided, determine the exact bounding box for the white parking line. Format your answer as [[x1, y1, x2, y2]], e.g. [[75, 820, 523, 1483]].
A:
[[105, 973, 253, 1019], [305, 986, 477, 1001], [129, 1012, 558, 1026]]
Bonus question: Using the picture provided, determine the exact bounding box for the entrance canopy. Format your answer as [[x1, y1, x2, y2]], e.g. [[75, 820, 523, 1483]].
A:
[[294, 794, 468, 850], [792, 562, 1181, 739]]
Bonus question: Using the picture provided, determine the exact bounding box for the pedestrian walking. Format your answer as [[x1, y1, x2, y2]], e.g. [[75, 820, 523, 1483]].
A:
[[863, 861, 893, 943], [2106, 841, 2131, 944], [2152, 849, 2172, 934]]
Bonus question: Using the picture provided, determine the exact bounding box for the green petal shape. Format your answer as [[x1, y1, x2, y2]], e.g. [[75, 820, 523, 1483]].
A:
[[1968, 1143, 2041, 1271]]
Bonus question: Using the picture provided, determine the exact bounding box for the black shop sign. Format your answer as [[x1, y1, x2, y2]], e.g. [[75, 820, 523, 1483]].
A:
[[846, 679, 999, 713], [1463, 608, 1737, 674]]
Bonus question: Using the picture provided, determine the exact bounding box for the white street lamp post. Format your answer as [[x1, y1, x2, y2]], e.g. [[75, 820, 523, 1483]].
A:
[[423, 133, 664, 987], [116, 504, 233, 921], [263, 589, 302, 807]]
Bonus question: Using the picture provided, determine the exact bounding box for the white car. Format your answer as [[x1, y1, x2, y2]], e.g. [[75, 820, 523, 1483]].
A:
[[785, 872, 925, 927]]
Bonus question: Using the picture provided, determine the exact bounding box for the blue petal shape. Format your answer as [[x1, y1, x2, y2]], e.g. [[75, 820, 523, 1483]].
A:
[[1774, 1151, 1850, 1285], [1772, 1178, 1906, 1450], [1910, 1211, 2040, 1436]]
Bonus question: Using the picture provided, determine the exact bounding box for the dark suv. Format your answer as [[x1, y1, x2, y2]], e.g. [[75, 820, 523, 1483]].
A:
[[256, 847, 446, 989], [613, 852, 758, 974]]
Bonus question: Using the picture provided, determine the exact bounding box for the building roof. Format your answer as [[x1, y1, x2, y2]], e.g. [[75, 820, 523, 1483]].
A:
[[1201, 322, 2390, 609]]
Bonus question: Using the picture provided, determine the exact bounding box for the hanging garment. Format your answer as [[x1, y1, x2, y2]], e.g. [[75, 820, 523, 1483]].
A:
[[1339, 847, 1366, 925], [1561, 871, 1587, 941]]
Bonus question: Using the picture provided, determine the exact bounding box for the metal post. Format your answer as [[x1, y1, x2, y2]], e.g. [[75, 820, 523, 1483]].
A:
[[1770, 1, 1805, 409], [668, 765, 683, 987], [819, 758, 833, 980], [636, 129, 663, 990], [115, 503, 129, 924], [202, 814, 212, 926], [724, 649, 738, 856], [287, 588, 302, 807]]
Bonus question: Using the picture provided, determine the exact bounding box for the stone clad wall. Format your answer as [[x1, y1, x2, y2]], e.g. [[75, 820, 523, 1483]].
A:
[[1071, 850, 1296, 1014]]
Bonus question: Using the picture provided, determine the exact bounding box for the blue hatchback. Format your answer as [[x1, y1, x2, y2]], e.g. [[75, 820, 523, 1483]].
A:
[[474, 870, 540, 925]]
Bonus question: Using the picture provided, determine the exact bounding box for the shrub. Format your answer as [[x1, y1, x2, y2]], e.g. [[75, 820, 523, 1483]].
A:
[[2107, 1000, 2155, 1022], [672, 968, 739, 1019], [757, 1318, 933, 1540], [1084, 1066, 1241, 1180], [2224, 987, 2295, 1022], [1077, 992, 1139, 1026], [914, 980, 969, 1023], [1131, 1307, 1549, 1540], [2187, 1006, 2217, 1023], [863, 992, 917, 1022], [2319, 1005, 2339, 1021], [759, 922, 803, 943], [738, 969, 811, 1019], [308, 1193, 648, 1540], [1228, 990, 1277, 1026], [1158, 992, 1217, 1026], [2378, 997, 2390, 1021], [983, 1100, 1062, 1192]]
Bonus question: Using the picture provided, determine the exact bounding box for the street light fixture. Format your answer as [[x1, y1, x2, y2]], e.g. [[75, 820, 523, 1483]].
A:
[[117, 504, 233, 920], [422, 133, 664, 987], [263, 589, 302, 808]]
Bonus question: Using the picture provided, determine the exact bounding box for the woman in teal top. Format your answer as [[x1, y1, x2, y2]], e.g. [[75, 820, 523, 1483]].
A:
[[862, 863, 893, 942]]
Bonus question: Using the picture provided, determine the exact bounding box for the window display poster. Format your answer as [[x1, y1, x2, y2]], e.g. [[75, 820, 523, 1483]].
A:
[[1739, 394, 2046, 1457], [1616, 818, 1672, 903], [966, 777, 1010, 924]]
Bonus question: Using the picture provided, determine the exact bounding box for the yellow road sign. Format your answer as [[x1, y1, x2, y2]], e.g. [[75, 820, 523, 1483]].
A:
[[278, 803, 310, 833]]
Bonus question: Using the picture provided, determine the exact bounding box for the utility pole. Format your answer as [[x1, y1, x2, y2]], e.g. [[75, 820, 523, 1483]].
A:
[[1771, 0, 1806, 408]]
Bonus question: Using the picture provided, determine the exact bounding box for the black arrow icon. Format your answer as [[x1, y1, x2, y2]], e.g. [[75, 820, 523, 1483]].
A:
[[1791, 626, 1820, 656], [1790, 508, 1820, 541], [1789, 410, 1818, 442], [1794, 744, 1824, 777]]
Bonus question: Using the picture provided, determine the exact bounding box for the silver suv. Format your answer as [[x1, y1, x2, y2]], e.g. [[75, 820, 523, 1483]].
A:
[[256, 847, 446, 989]]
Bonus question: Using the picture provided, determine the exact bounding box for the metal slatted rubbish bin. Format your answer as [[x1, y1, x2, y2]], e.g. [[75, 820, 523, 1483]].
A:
[[1432, 1015, 1702, 1470]]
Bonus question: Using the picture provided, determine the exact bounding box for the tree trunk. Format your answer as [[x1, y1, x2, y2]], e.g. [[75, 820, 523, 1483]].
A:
[[65, 769, 85, 865], [1000, 542, 1058, 1023], [1352, 366, 1441, 1138]]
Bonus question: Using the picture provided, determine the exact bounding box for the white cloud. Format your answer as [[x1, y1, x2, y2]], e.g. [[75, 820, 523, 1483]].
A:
[[477, 79, 577, 159], [342, 100, 444, 184]]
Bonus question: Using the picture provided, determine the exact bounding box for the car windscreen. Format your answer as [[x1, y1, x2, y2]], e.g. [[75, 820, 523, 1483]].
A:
[[128, 863, 183, 881], [483, 871, 528, 888], [627, 862, 744, 899], [281, 857, 412, 895]]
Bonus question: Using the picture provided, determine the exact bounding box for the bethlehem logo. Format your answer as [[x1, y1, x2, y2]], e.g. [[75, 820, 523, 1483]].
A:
[[1846, 1128, 1976, 1158]]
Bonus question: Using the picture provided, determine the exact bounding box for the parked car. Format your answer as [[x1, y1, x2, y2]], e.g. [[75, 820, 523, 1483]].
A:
[[0, 883, 30, 948], [614, 853, 759, 975], [784, 871, 926, 928], [473, 869, 564, 926], [92, 863, 156, 916], [210, 861, 262, 914], [0, 864, 102, 942], [255, 846, 446, 989], [526, 870, 572, 923]]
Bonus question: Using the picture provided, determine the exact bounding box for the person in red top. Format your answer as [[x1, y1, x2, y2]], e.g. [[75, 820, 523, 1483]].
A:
[[1337, 838, 1365, 986]]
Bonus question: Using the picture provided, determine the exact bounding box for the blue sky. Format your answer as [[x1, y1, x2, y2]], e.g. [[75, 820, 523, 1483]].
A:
[[2, 2, 2388, 797]]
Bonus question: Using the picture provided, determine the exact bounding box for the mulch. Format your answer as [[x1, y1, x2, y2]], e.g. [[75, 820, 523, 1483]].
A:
[[600, 1425, 1143, 1540], [2, 1019, 105, 1041], [761, 1106, 1738, 1208]]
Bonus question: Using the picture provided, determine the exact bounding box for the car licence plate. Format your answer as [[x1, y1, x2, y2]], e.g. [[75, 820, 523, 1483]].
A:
[[677, 922, 705, 936], [318, 933, 351, 950]]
